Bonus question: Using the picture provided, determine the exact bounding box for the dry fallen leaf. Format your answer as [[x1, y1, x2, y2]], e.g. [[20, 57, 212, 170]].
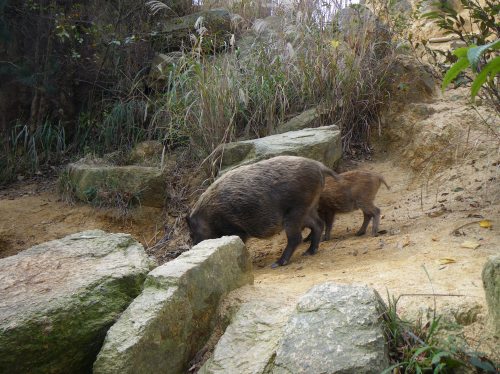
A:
[[461, 240, 481, 249], [479, 219, 492, 229], [438, 258, 456, 265]]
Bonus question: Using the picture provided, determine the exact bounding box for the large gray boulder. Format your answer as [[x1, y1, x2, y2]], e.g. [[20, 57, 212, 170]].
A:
[[218, 125, 341, 175], [93, 236, 253, 374], [202, 282, 389, 374], [482, 255, 500, 334], [200, 299, 295, 374], [67, 162, 166, 208], [0, 230, 154, 374], [272, 283, 389, 373]]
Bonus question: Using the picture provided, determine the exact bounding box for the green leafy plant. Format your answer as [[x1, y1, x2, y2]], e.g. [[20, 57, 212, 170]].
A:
[[420, 0, 499, 45], [442, 39, 500, 102], [417, 0, 500, 112], [380, 291, 499, 373]]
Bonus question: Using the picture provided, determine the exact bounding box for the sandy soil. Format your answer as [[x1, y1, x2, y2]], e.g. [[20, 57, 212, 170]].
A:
[[0, 181, 164, 259], [0, 88, 499, 359]]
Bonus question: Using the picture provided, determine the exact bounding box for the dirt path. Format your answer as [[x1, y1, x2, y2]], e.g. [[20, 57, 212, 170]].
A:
[[0, 181, 164, 259], [223, 147, 498, 358]]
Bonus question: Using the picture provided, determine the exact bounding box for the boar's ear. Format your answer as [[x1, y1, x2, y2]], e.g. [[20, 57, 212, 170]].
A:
[[185, 214, 191, 227]]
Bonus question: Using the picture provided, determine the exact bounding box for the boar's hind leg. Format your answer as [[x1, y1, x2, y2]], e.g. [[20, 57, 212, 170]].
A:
[[304, 210, 330, 242], [357, 204, 381, 236], [322, 211, 335, 241], [371, 206, 381, 236], [356, 212, 371, 236], [302, 211, 324, 256], [272, 218, 304, 268]]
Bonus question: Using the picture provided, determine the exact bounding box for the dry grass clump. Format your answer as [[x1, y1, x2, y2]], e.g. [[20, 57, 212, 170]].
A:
[[145, 0, 398, 166]]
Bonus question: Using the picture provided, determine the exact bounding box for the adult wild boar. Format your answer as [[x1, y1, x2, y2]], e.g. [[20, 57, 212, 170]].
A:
[[187, 156, 339, 267], [308, 170, 389, 241]]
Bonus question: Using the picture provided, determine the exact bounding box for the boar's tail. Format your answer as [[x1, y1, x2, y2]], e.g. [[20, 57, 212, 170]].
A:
[[380, 176, 390, 190], [320, 164, 341, 181]]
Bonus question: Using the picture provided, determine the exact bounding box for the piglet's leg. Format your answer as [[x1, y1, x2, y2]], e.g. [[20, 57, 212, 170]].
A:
[[302, 211, 323, 256], [356, 211, 371, 236], [323, 211, 335, 241], [371, 207, 381, 236]]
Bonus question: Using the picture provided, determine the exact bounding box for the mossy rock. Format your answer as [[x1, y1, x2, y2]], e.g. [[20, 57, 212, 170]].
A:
[[218, 125, 342, 175], [0, 230, 155, 374], [67, 162, 166, 208], [93, 236, 253, 374]]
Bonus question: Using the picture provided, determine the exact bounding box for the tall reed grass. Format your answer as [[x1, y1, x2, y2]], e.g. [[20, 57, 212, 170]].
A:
[[148, 0, 397, 165], [1, 0, 399, 185]]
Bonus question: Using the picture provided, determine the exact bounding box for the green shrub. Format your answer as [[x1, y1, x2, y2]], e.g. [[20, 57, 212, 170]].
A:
[[419, 0, 500, 112], [381, 292, 498, 373]]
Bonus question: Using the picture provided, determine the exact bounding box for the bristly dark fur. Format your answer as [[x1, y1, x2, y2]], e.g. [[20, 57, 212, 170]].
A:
[[315, 170, 390, 240], [188, 156, 338, 267]]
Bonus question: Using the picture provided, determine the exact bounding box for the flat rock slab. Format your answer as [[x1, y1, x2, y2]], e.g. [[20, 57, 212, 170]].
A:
[[68, 162, 165, 208], [272, 283, 389, 374], [94, 236, 253, 374], [0, 230, 154, 374], [218, 125, 341, 175], [200, 299, 295, 374]]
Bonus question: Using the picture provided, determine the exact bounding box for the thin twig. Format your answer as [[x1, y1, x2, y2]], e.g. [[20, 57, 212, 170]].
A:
[[397, 293, 466, 298]]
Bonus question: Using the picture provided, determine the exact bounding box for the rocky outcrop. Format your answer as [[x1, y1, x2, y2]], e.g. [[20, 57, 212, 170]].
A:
[[482, 255, 500, 334], [275, 107, 325, 134], [93, 236, 253, 374], [128, 140, 164, 166], [200, 299, 295, 374], [0, 230, 154, 374], [218, 125, 341, 175], [272, 283, 388, 373], [389, 54, 436, 103], [67, 162, 166, 208], [152, 9, 232, 53], [202, 282, 389, 374]]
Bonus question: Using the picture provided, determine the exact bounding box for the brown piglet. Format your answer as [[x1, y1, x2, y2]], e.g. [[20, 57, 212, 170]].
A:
[[309, 170, 390, 241]]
